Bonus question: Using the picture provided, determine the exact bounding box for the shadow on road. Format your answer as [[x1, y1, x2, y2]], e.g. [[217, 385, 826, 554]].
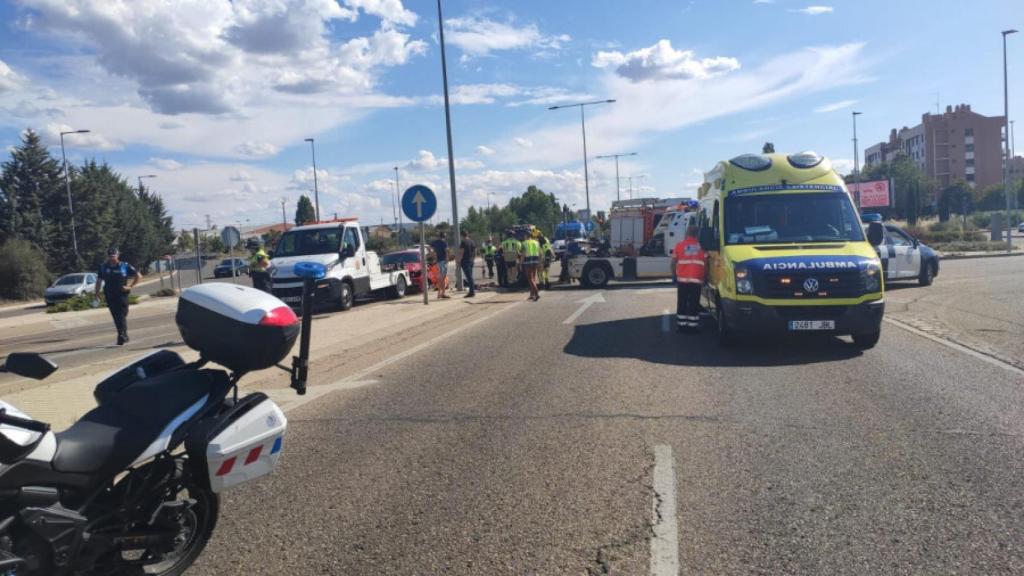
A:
[[563, 315, 863, 367]]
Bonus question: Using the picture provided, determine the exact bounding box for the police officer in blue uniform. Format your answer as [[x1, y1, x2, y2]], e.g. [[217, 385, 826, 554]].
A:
[[94, 247, 141, 345]]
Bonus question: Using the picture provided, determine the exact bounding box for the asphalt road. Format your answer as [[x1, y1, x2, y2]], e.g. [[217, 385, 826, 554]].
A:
[[162, 276, 1024, 574]]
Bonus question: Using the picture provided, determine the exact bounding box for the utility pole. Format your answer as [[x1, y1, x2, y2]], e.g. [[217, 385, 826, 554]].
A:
[[305, 138, 320, 222], [549, 100, 616, 221], [1003, 29, 1018, 250], [437, 0, 463, 290], [596, 152, 638, 202], [137, 174, 156, 194], [852, 111, 863, 209], [59, 128, 90, 262], [281, 198, 287, 230]]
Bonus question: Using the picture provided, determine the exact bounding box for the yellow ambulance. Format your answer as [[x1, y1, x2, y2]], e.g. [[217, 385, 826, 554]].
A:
[[696, 152, 886, 348]]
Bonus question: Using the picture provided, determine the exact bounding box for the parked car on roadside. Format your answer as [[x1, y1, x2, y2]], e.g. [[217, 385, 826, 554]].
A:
[[874, 224, 940, 286], [1017, 222, 1024, 233], [382, 249, 429, 291], [213, 258, 249, 278], [44, 273, 97, 305]]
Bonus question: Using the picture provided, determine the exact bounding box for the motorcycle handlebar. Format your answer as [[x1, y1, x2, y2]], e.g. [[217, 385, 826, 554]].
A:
[[0, 409, 50, 434]]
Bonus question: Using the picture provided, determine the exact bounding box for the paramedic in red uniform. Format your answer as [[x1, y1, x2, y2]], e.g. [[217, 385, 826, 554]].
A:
[[671, 223, 706, 332]]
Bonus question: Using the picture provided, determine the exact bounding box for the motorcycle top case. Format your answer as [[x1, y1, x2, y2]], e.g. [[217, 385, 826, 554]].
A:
[[176, 283, 300, 373], [203, 394, 287, 493]]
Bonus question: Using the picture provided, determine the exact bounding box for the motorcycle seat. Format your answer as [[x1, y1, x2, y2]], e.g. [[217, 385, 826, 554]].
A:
[[53, 370, 222, 477]]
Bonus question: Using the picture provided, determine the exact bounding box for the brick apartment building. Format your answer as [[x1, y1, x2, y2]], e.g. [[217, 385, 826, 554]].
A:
[[865, 104, 1006, 190]]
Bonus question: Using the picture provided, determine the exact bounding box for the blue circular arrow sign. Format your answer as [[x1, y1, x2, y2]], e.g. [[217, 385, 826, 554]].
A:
[[401, 184, 437, 223]]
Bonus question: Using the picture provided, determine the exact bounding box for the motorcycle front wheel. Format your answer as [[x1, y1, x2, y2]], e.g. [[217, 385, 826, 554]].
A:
[[116, 482, 219, 576]]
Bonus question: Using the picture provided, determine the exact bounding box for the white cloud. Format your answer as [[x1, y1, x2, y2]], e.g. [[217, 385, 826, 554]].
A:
[[150, 157, 184, 171], [0, 59, 21, 94], [13, 0, 426, 117], [495, 43, 872, 168], [229, 170, 255, 182], [448, 83, 521, 105], [235, 141, 280, 158], [41, 123, 121, 150], [831, 158, 854, 175], [514, 137, 534, 148], [475, 145, 495, 156], [344, 0, 417, 26], [592, 40, 740, 82], [444, 16, 570, 60], [407, 149, 444, 171], [814, 99, 857, 113], [791, 6, 834, 15]]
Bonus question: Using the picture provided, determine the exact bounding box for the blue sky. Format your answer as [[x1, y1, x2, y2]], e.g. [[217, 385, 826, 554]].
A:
[[0, 0, 1021, 229]]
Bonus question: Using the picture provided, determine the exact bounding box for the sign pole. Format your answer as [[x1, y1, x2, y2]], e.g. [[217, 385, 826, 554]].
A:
[[419, 223, 428, 305]]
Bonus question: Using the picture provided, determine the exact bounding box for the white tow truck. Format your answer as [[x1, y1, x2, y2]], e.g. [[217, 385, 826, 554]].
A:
[[567, 204, 695, 288], [269, 219, 410, 310]]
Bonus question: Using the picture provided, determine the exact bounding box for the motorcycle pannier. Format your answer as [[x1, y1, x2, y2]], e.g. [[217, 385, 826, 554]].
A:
[[176, 284, 300, 373], [200, 393, 288, 493]]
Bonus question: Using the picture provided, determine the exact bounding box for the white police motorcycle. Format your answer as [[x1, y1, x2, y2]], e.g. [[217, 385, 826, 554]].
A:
[[0, 262, 326, 575]]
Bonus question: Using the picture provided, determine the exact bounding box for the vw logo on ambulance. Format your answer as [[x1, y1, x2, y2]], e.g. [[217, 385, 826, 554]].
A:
[[802, 278, 820, 293]]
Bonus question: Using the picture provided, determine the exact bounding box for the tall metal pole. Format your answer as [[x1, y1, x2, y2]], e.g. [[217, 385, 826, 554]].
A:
[[1003, 30, 1018, 250], [549, 100, 615, 224], [60, 129, 89, 261], [281, 198, 287, 229], [438, 0, 463, 290], [852, 111, 862, 209], [394, 167, 403, 246], [305, 138, 320, 222], [596, 152, 637, 203]]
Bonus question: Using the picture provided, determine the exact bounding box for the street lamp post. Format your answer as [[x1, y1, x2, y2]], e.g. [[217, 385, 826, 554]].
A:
[[304, 138, 320, 222], [549, 99, 616, 222], [59, 129, 90, 261], [595, 152, 637, 202], [437, 0, 464, 290], [137, 174, 157, 193], [852, 111, 863, 209], [1003, 29, 1018, 250], [281, 198, 287, 229], [393, 167, 403, 246]]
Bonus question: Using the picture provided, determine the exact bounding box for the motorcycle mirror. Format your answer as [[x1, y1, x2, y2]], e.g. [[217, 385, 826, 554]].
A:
[[3, 353, 58, 380]]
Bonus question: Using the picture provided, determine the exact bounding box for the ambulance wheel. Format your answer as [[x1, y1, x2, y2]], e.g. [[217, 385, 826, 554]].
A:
[[918, 261, 935, 286], [339, 281, 354, 311], [387, 276, 407, 299], [715, 300, 736, 347], [852, 330, 880, 349], [582, 263, 610, 288]]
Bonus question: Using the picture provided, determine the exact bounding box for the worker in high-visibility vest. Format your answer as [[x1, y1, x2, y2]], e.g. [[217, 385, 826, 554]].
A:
[[539, 233, 554, 290], [502, 233, 521, 288], [482, 238, 496, 279], [671, 223, 706, 331], [521, 234, 542, 301]]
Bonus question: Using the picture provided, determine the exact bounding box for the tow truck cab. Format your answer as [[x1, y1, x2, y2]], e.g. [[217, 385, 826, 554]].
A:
[[269, 220, 409, 310], [697, 152, 886, 349]]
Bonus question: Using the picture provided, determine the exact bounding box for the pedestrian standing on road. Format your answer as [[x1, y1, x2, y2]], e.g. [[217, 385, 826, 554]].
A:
[[458, 230, 477, 298], [95, 247, 141, 346], [502, 232, 521, 289], [483, 238, 496, 279], [671, 224, 706, 332], [429, 232, 450, 299], [521, 234, 541, 301], [496, 233, 508, 289], [249, 243, 272, 292], [539, 234, 554, 290]]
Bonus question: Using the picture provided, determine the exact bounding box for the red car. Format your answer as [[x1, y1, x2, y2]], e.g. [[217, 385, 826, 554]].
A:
[[382, 249, 430, 292]]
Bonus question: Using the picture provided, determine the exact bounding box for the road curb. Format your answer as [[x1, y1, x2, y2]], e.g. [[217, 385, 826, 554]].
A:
[[939, 251, 1024, 260]]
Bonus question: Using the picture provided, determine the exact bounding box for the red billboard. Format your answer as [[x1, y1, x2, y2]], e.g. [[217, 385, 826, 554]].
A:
[[849, 180, 891, 209]]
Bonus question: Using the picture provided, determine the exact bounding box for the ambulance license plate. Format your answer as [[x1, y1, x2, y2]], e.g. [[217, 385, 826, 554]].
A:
[[788, 320, 835, 331], [281, 296, 301, 303]]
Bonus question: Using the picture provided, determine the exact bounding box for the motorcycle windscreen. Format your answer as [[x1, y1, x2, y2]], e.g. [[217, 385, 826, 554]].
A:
[[176, 283, 299, 373]]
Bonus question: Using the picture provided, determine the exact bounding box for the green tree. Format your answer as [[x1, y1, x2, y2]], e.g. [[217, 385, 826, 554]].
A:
[[0, 238, 51, 300], [0, 130, 63, 263], [938, 180, 973, 222], [507, 185, 561, 236], [295, 195, 316, 226], [177, 229, 195, 252], [762, 142, 775, 154], [857, 153, 934, 219]]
